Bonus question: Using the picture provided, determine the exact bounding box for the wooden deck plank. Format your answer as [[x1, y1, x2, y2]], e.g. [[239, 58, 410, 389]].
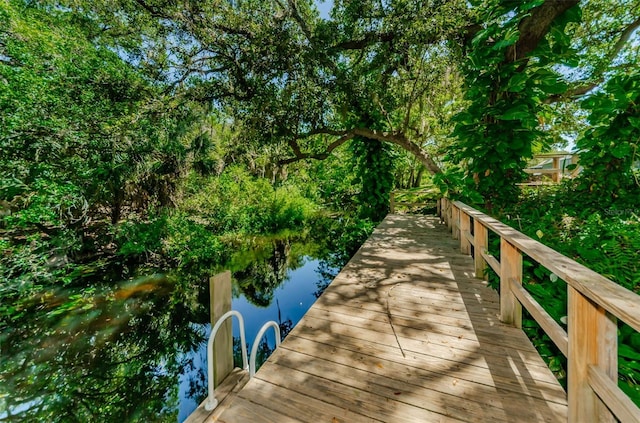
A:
[[214, 215, 568, 422], [235, 377, 380, 423], [281, 334, 567, 405], [304, 305, 549, 354], [254, 360, 467, 423], [293, 314, 558, 380], [271, 345, 566, 423], [216, 396, 302, 423]]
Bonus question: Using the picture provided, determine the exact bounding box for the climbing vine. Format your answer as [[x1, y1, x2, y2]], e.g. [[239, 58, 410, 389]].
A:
[[451, 1, 580, 209], [352, 138, 395, 222], [574, 70, 640, 208]]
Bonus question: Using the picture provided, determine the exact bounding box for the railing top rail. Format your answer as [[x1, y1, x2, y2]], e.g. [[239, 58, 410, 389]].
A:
[[451, 200, 640, 333], [531, 152, 575, 158]]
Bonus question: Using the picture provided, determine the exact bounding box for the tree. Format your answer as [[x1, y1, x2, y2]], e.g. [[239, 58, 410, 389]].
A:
[[45, 0, 473, 174], [448, 0, 639, 208], [21, 1, 635, 206], [0, 0, 208, 282]]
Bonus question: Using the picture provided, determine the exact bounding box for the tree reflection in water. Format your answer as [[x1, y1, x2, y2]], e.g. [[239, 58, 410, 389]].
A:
[[1, 235, 345, 422], [1, 273, 206, 422]]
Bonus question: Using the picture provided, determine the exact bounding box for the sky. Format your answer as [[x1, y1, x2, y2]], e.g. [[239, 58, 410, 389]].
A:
[[316, 0, 333, 20]]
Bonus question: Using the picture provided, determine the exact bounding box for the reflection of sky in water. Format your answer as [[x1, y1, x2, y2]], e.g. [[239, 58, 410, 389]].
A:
[[177, 258, 331, 422]]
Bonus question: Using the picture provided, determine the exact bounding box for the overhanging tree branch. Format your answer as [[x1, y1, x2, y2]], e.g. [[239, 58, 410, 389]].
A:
[[280, 133, 354, 164], [330, 32, 396, 51], [286, 0, 313, 42], [546, 15, 640, 102], [280, 127, 442, 174]]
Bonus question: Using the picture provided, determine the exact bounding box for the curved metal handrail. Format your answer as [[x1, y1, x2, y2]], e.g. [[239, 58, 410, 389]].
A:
[[205, 310, 248, 411], [249, 321, 281, 378]]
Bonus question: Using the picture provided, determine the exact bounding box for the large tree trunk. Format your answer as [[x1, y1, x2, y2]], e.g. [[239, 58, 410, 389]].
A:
[[413, 167, 425, 188], [505, 0, 580, 65]]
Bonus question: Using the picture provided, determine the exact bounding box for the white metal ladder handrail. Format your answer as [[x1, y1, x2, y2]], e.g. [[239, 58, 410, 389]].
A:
[[249, 321, 281, 378], [205, 310, 248, 411], [205, 310, 281, 411]]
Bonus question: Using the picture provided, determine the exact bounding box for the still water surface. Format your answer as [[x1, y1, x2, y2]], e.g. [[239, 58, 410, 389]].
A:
[[176, 257, 334, 421], [0, 235, 342, 422]]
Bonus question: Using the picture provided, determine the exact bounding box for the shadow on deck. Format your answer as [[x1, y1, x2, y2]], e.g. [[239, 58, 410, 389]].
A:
[[199, 214, 568, 422]]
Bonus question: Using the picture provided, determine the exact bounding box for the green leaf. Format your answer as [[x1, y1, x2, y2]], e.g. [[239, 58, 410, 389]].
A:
[[556, 4, 583, 27], [619, 344, 640, 361], [472, 27, 494, 48], [611, 142, 631, 159], [493, 28, 520, 50], [506, 73, 529, 93], [628, 116, 640, 130], [453, 111, 475, 125], [538, 80, 568, 95], [500, 105, 531, 120]]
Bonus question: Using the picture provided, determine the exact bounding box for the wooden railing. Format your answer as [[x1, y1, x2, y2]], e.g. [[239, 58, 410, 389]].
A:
[[438, 198, 640, 423], [524, 153, 579, 183]]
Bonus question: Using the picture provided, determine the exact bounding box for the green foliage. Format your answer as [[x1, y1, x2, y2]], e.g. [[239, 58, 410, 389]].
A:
[[163, 212, 226, 271], [391, 184, 439, 214], [574, 70, 640, 206], [4, 178, 87, 230], [115, 216, 167, 257], [452, 2, 581, 209], [352, 139, 395, 221], [180, 166, 317, 235], [433, 166, 484, 205]]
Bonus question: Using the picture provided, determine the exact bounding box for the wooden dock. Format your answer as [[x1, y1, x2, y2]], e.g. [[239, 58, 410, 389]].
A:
[[212, 214, 568, 422]]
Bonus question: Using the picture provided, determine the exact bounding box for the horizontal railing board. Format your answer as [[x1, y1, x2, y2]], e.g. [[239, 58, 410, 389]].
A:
[[480, 250, 501, 277], [452, 201, 640, 333], [509, 278, 568, 357], [524, 168, 562, 174], [588, 365, 640, 423]]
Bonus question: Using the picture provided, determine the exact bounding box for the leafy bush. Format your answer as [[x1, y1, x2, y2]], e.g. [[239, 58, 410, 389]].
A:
[[163, 212, 226, 272], [179, 166, 317, 235], [116, 215, 167, 257]]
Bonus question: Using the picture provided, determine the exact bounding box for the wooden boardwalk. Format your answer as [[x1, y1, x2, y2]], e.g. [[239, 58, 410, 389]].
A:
[[215, 214, 568, 422]]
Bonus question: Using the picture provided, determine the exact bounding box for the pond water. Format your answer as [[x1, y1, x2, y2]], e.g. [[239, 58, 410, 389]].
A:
[[0, 234, 343, 422], [176, 257, 333, 421]]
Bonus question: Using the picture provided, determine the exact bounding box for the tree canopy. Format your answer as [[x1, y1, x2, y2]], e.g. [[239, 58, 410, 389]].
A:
[[2, 0, 640, 420], [18, 0, 634, 206]]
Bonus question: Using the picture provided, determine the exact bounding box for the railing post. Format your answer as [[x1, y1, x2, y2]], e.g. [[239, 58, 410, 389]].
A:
[[210, 271, 233, 386], [552, 156, 560, 182], [452, 204, 460, 240], [436, 199, 441, 218], [459, 210, 471, 255], [568, 287, 618, 423], [390, 192, 395, 214], [474, 220, 488, 280], [499, 239, 522, 328]]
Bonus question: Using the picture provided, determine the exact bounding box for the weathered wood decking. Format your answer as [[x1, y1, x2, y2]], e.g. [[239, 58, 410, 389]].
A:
[[215, 214, 568, 422]]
